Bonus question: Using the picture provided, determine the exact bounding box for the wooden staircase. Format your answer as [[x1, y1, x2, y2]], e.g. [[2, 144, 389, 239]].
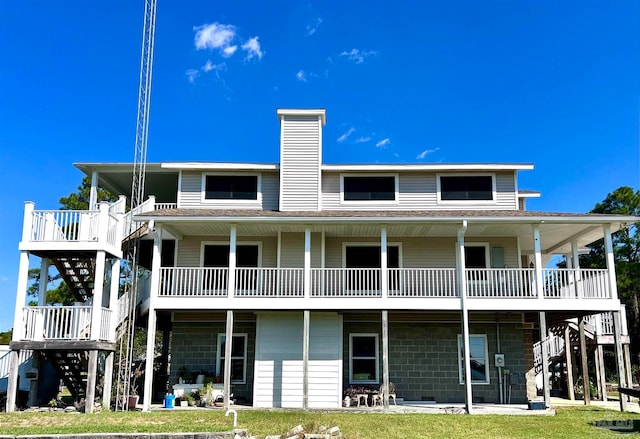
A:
[[43, 351, 88, 402], [50, 258, 96, 302]]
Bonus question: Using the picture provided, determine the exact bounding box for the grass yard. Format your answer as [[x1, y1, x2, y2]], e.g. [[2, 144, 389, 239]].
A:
[[0, 407, 638, 438]]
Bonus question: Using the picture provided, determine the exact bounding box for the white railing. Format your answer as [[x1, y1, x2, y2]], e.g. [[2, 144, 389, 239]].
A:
[[160, 267, 229, 297], [106, 213, 119, 247], [235, 268, 304, 297], [543, 268, 610, 299], [122, 196, 156, 237], [155, 202, 177, 210], [466, 268, 536, 298], [117, 292, 131, 325], [0, 350, 31, 380], [100, 308, 112, 340], [533, 334, 565, 367], [31, 210, 99, 242], [22, 306, 93, 340], [388, 268, 458, 297], [310, 268, 381, 297]]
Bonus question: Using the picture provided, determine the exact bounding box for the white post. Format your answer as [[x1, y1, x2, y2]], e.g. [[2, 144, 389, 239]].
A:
[[381, 310, 390, 409], [22, 201, 34, 243], [5, 350, 20, 412], [98, 202, 109, 244], [539, 312, 551, 408], [89, 170, 99, 210], [90, 251, 106, 341], [142, 227, 162, 411], [456, 221, 473, 413], [38, 258, 49, 306], [223, 310, 234, 409], [613, 311, 628, 411], [85, 350, 99, 413], [303, 310, 310, 409], [603, 225, 619, 300], [571, 240, 582, 298], [304, 227, 311, 299], [533, 226, 544, 300], [380, 226, 388, 299], [12, 251, 30, 342], [228, 225, 237, 298], [109, 258, 121, 341], [103, 351, 115, 410]]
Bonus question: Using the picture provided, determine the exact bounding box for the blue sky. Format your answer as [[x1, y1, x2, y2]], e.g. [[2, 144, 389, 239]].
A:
[[0, 1, 638, 332]]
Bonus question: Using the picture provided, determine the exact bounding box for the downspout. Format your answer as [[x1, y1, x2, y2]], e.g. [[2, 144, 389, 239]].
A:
[[497, 313, 503, 404], [457, 220, 473, 413]]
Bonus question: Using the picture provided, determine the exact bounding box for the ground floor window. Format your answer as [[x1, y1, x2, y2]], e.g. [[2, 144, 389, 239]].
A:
[[457, 334, 489, 384], [216, 333, 248, 384], [349, 333, 379, 384]]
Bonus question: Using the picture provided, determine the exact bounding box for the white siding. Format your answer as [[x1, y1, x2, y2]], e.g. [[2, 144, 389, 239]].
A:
[[280, 116, 322, 211], [321, 171, 517, 211], [280, 232, 323, 268], [253, 312, 342, 408], [176, 236, 278, 267], [178, 170, 279, 210]]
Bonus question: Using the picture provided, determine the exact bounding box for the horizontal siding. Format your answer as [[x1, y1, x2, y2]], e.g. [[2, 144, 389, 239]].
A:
[[321, 171, 518, 211], [178, 170, 279, 210], [176, 236, 277, 267], [280, 232, 323, 268], [280, 116, 321, 211]]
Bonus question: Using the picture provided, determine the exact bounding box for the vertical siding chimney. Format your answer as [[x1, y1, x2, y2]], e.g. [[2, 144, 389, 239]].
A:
[[277, 109, 326, 211]]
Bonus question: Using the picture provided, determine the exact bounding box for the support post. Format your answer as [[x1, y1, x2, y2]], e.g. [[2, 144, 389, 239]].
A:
[[228, 225, 237, 298], [38, 258, 49, 306], [12, 251, 30, 342], [564, 326, 575, 400], [571, 240, 582, 298], [578, 317, 590, 405], [613, 311, 628, 411], [603, 226, 618, 300], [456, 221, 473, 413], [382, 310, 390, 409], [91, 251, 107, 341], [103, 351, 115, 410], [624, 344, 633, 400], [304, 227, 311, 299], [533, 226, 544, 300], [303, 310, 310, 409], [596, 345, 608, 401], [5, 350, 20, 412], [539, 312, 551, 408], [380, 226, 388, 299], [85, 350, 99, 413], [109, 258, 121, 341], [223, 310, 234, 409], [89, 170, 98, 210], [142, 227, 162, 411]]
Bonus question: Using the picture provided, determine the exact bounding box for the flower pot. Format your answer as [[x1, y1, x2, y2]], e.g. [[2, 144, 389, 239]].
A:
[[127, 395, 139, 411]]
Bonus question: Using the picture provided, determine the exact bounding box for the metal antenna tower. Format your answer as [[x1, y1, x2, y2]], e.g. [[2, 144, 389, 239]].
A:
[[115, 0, 157, 411]]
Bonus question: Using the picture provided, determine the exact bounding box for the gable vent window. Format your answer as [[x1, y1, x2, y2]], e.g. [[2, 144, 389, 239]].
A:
[[440, 176, 493, 201], [205, 175, 258, 200], [343, 176, 396, 201]]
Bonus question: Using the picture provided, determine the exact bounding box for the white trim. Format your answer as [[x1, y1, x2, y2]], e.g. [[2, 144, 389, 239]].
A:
[[277, 108, 326, 125], [323, 163, 534, 172], [216, 333, 248, 384], [349, 333, 379, 384], [517, 192, 541, 198], [436, 173, 497, 205], [341, 242, 403, 268], [163, 162, 279, 171], [464, 242, 490, 268], [457, 334, 490, 385], [339, 173, 399, 205], [176, 170, 183, 208], [200, 172, 262, 206], [200, 241, 263, 267]]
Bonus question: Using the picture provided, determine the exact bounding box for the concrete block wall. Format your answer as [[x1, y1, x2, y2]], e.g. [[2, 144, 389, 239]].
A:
[[170, 321, 256, 404]]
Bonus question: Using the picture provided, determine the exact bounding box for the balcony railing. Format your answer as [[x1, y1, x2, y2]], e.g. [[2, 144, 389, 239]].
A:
[[156, 267, 613, 300], [21, 306, 112, 341]]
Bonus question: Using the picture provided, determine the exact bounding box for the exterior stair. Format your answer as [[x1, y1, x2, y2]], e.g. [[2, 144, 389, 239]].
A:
[[50, 258, 95, 302], [43, 351, 88, 401]]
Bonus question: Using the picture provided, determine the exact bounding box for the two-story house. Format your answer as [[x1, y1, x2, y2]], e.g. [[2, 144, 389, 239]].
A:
[[5, 108, 636, 413]]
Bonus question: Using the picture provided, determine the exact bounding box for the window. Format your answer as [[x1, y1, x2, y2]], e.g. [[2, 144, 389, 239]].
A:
[[343, 176, 397, 201], [465, 244, 489, 269], [457, 334, 489, 384], [216, 334, 248, 384], [439, 176, 493, 201], [349, 334, 379, 384], [203, 244, 260, 267], [343, 244, 401, 292], [205, 175, 258, 200]]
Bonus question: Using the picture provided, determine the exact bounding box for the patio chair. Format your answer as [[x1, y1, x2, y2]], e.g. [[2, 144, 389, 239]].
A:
[[373, 382, 397, 406]]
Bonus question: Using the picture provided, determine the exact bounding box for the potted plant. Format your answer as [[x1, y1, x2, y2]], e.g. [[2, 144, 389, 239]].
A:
[[128, 363, 144, 410]]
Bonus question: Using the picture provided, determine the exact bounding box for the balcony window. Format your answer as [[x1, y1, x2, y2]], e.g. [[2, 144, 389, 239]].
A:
[[350, 333, 379, 384], [465, 244, 489, 269], [205, 175, 258, 200], [342, 176, 397, 201], [216, 334, 248, 384], [203, 244, 260, 267], [439, 176, 494, 201], [458, 334, 489, 384]]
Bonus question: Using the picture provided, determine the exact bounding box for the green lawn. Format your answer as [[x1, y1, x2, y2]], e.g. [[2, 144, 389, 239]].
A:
[[0, 407, 638, 438]]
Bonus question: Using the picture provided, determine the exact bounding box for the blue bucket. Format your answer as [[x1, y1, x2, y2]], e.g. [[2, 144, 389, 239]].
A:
[[164, 394, 175, 409]]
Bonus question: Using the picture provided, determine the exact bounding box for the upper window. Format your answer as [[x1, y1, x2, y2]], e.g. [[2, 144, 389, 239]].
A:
[[457, 334, 489, 384], [205, 175, 258, 200], [216, 334, 248, 384], [349, 333, 379, 384], [342, 176, 397, 201], [440, 176, 494, 201]]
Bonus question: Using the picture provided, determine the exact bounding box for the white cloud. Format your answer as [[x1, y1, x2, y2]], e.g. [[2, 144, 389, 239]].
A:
[[376, 138, 391, 148], [194, 23, 237, 52], [354, 136, 371, 144], [223, 45, 238, 57], [337, 127, 356, 143], [186, 69, 200, 83], [416, 147, 440, 160], [340, 48, 377, 64], [0, 276, 8, 282], [242, 37, 264, 60], [306, 17, 323, 36], [296, 70, 307, 82]]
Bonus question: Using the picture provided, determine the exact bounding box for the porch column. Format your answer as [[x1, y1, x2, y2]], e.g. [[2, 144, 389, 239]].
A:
[[381, 310, 390, 409], [539, 312, 551, 408], [624, 344, 633, 400], [596, 345, 607, 401], [5, 350, 20, 412], [38, 258, 49, 305], [142, 227, 162, 411], [108, 258, 122, 341], [456, 221, 473, 413], [532, 226, 544, 300], [223, 310, 234, 409], [103, 351, 115, 410], [380, 226, 388, 299], [91, 251, 107, 341], [603, 225, 618, 301], [578, 317, 590, 405], [7, 249, 30, 412], [228, 225, 237, 298], [303, 310, 310, 409], [89, 170, 98, 210], [85, 350, 99, 413], [564, 326, 575, 400], [613, 311, 628, 411], [570, 241, 582, 298], [304, 227, 311, 298]]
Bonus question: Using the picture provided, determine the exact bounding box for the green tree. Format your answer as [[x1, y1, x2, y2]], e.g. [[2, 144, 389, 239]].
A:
[[58, 175, 118, 210]]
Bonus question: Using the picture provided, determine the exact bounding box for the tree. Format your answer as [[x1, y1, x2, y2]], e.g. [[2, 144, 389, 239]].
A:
[[579, 186, 640, 362], [58, 176, 118, 210]]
